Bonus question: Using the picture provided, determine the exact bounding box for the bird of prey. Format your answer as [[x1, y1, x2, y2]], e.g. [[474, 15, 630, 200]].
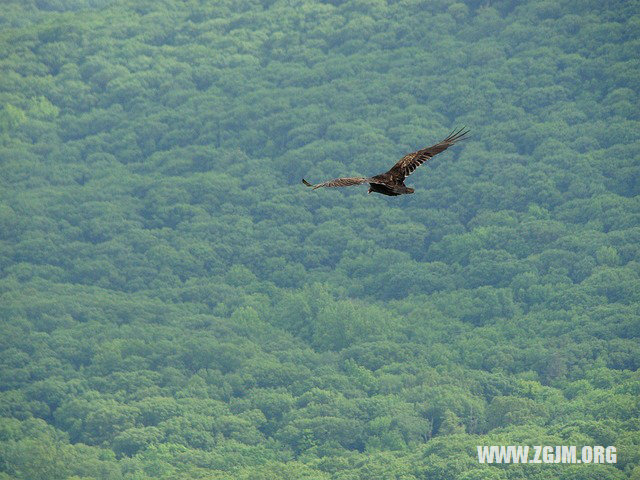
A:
[[302, 127, 468, 196]]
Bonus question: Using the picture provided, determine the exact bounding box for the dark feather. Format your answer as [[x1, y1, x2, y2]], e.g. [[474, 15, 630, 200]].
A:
[[387, 127, 469, 181], [301, 177, 371, 189]]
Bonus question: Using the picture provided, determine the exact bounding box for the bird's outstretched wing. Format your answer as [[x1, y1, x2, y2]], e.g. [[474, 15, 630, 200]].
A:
[[302, 177, 371, 189], [387, 127, 469, 180]]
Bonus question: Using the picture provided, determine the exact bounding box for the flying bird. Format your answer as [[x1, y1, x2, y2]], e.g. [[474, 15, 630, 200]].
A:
[[302, 127, 469, 196]]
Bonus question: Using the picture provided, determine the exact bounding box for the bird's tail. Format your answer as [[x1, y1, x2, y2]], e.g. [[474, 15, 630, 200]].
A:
[[302, 179, 314, 187]]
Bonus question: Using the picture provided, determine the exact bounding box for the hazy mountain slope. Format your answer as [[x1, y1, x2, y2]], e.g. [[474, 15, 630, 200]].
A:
[[0, 0, 638, 479]]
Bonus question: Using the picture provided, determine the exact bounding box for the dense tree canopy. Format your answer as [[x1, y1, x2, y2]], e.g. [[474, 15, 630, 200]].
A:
[[0, 0, 639, 479]]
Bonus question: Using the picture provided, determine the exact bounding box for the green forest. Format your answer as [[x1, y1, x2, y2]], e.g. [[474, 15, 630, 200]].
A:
[[1, 0, 639, 478]]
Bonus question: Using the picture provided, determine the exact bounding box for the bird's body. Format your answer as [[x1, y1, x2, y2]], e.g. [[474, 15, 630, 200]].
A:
[[367, 174, 414, 196], [302, 127, 468, 196]]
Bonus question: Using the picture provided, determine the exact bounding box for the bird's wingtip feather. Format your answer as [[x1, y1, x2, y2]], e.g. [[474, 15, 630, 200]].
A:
[[448, 126, 470, 143]]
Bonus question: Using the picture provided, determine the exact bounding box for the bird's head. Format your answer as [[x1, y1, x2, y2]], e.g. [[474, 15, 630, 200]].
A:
[[367, 187, 373, 194], [406, 187, 415, 194]]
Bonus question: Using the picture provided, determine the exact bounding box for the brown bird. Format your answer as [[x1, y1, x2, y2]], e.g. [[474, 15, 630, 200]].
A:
[[302, 127, 468, 196]]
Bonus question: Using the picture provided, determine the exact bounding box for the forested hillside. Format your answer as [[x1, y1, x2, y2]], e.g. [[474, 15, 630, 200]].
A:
[[1, 0, 639, 478]]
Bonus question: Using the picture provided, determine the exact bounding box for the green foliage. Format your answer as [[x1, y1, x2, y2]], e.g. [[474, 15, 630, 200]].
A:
[[0, 0, 638, 478]]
